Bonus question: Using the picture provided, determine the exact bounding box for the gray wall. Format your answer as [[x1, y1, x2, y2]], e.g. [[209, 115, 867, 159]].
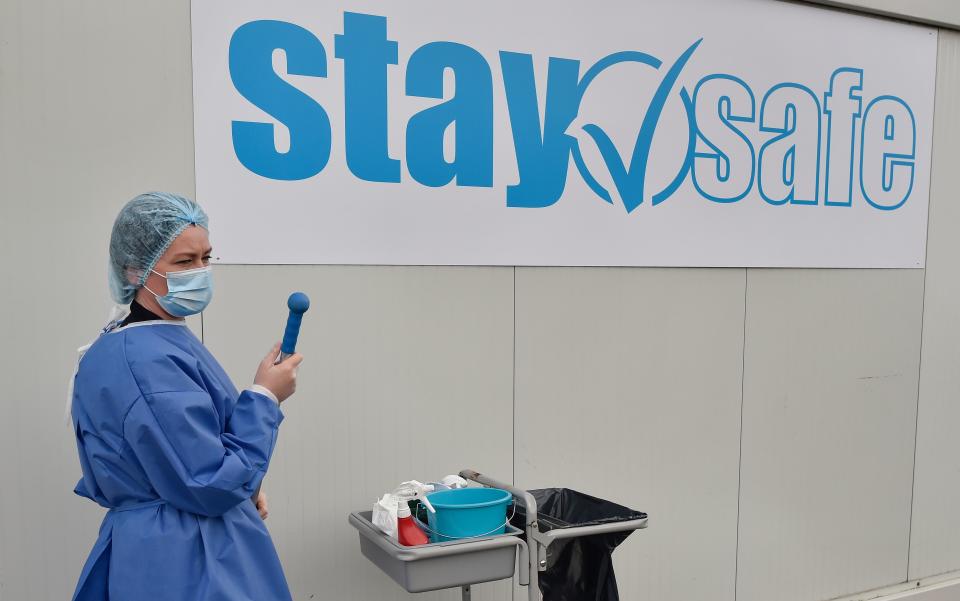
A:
[[804, 0, 960, 29], [1, 2, 959, 601]]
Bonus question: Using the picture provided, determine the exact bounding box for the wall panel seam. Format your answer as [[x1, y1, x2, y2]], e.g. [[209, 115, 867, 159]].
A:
[[734, 267, 748, 601], [906, 27, 943, 581], [512, 266, 517, 488], [512, 266, 518, 601]]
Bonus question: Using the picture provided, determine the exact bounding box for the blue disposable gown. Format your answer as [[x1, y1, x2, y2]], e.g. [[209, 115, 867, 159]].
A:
[[70, 321, 292, 600]]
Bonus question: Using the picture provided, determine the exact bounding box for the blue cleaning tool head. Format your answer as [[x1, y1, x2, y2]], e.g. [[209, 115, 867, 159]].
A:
[[288, 292, 310, 314]]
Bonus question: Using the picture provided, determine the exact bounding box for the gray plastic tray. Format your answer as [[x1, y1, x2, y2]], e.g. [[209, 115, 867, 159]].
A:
[[349, 511, 523, 593]]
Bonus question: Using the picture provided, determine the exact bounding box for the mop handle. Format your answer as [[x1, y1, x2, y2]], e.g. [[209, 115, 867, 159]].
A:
[[276, 292, 310, 364], [255, 292, 311, 504]]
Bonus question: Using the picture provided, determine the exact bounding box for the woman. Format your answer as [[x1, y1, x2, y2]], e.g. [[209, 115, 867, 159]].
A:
[[70, 192, 301, 600]]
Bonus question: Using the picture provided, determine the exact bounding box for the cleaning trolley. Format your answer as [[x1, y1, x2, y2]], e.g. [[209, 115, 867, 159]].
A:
[[349, 468, 648, 601]]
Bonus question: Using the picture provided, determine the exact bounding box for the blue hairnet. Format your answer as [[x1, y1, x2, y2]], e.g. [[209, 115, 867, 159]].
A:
[[108, 192, 209, 304]]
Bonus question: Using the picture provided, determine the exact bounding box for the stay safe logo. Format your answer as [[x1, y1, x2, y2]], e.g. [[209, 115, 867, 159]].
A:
[[228, 11, 918, 213]]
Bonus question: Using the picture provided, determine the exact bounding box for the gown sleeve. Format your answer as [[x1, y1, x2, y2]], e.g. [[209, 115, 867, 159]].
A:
[[123, 386, 284, 517]]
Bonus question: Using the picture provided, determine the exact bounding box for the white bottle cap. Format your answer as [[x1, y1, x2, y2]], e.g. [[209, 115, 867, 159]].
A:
[[397, 502, 411, 518]]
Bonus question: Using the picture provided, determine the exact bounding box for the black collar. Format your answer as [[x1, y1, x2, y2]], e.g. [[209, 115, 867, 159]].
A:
[[120, 299, 164, 327]]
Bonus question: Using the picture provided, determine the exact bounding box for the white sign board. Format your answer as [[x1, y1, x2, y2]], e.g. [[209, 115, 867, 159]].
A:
[[192, 0, 937, 267]]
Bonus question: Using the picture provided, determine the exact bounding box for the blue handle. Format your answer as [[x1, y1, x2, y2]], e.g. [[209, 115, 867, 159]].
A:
[[280, 292, 310, 356]]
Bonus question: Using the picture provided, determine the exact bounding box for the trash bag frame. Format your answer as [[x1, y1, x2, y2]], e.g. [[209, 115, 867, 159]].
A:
[[459, 469, 648, 601]]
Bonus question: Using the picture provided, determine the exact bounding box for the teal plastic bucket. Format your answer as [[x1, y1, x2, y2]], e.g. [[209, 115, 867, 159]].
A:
[[425, 488, 512, 543]]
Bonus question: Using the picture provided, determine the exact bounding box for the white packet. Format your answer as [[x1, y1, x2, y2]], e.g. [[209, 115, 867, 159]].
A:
[[440, 475, 468, 489], [372, 493, 399, 541]]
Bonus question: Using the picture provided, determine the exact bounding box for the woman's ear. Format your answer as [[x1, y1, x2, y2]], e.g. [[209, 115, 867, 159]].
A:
[[125, 266, 141, 286]]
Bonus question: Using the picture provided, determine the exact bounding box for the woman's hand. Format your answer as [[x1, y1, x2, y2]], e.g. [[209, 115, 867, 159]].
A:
[[254, 342, 304, 403], [255, 490, 269, 520]]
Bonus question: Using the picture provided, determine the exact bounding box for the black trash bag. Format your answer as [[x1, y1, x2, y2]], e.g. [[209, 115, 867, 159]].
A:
[[511, 488, 646, 601]]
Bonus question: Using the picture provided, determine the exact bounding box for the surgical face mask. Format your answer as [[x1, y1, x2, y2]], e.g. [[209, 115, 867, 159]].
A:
[[144, 266, 213, 317]]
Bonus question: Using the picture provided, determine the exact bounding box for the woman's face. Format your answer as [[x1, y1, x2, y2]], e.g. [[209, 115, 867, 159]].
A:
[[135, 225, 213, 319]]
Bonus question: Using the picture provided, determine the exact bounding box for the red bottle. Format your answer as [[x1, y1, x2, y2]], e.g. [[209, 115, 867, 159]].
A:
[[397, 503, 429, 546]]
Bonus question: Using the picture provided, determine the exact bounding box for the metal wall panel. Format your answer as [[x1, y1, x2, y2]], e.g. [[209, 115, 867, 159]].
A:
[[737, 268, 925, 601], [908, 29, 960, 582], [802, 0, 960, 29], [1, 0, 957, 599], [513, 267, 746, 601], [0, 0, 197, 599], [201, 265, 515, 601]]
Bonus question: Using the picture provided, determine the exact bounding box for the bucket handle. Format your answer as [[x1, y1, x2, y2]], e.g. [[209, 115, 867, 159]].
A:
[[418, 503, 518, 542]]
